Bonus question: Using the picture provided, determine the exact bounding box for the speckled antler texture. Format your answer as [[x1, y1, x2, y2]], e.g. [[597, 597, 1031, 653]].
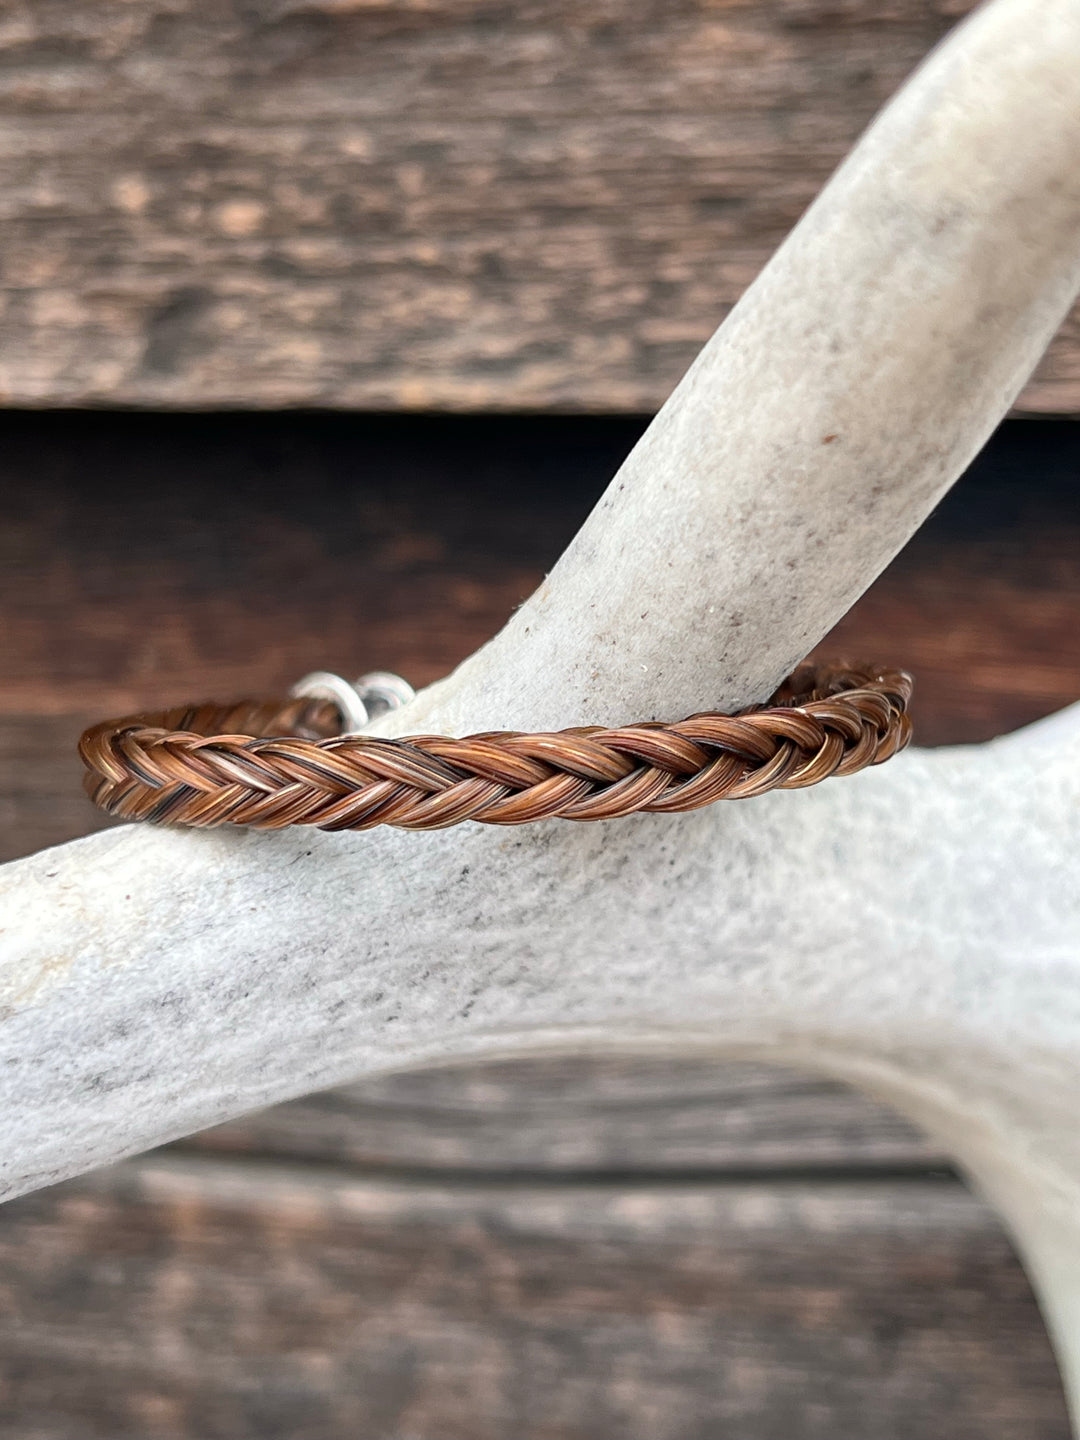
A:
[[2, 0, 1080, 1425]]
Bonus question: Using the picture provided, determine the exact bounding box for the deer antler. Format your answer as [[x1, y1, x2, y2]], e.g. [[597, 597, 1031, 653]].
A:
[[2, 0, 1080, 1421]]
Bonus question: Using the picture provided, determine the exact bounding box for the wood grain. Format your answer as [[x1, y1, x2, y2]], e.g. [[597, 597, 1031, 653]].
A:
[[1, 422, 1075, 969], [0, 1154, 1068, 1440], [2, 0, 1079, 414], [0, 410, 1075, 785], [191, 1054, 939, 1174]]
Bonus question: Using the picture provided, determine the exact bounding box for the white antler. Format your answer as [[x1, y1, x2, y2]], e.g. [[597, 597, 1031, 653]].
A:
[[3, 0, 1080, 1421], [399, 0, 1080, 736]]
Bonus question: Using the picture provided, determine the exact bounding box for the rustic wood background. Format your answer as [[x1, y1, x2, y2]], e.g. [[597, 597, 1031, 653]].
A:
[[3, 0, 1080, 414], [0, 410, 1077, 1436]]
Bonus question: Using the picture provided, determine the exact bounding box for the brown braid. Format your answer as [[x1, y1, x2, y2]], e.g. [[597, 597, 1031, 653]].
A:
[[78, 662, 912, 833]]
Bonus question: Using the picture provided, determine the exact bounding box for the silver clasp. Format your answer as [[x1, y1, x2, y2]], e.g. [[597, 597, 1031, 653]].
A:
[[289, 670, 416, 734]]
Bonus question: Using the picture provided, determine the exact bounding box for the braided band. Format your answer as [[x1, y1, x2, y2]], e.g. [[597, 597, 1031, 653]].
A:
[[78, 662, 912, 833]]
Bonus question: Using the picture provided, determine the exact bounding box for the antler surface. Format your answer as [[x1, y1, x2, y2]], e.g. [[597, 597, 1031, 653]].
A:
[[2, 0, 1080, 1422]]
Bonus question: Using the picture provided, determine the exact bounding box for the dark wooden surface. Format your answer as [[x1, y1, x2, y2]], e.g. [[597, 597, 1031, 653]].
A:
[[2, 411, 1078, 859], [2, 0, 1080, 415], [0, 1157, 1068, 1440], [0, 411, 1077, 1435], [193, 1055, 938, 1175]]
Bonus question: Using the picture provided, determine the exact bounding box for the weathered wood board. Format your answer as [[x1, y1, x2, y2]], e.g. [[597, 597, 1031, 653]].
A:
[[1, 411, 1077, 752], [192, 1053, 940, 1173], [0, 1156, 1069, 1439], [2, 1, 1079, 413]]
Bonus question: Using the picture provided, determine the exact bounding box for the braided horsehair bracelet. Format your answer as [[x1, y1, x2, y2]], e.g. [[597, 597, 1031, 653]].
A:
[[79, 661, 912, 833]]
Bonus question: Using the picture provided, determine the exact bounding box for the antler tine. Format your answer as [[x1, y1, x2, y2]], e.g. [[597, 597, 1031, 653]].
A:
[[386, 0, 1080, 738]]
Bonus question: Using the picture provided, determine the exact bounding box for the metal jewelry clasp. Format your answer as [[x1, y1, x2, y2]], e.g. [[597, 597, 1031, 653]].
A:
[[289, 670, 416, 734]]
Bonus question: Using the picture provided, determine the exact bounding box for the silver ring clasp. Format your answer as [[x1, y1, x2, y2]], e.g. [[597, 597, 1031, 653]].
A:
[[289, 669, 416, 735]]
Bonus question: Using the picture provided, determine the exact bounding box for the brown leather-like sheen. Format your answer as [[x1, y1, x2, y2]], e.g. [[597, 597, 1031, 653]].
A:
[[78, 662, 912, 832]]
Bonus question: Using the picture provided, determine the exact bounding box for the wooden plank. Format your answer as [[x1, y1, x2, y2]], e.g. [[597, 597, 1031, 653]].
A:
[[191, 1054, 939, 1172], [0, 714, 114, 863], [0, 411, 601, 730], [0, 1155, 1068, 1438], [1, 1, 1079, 414], [0, 411, 1076, 750]]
